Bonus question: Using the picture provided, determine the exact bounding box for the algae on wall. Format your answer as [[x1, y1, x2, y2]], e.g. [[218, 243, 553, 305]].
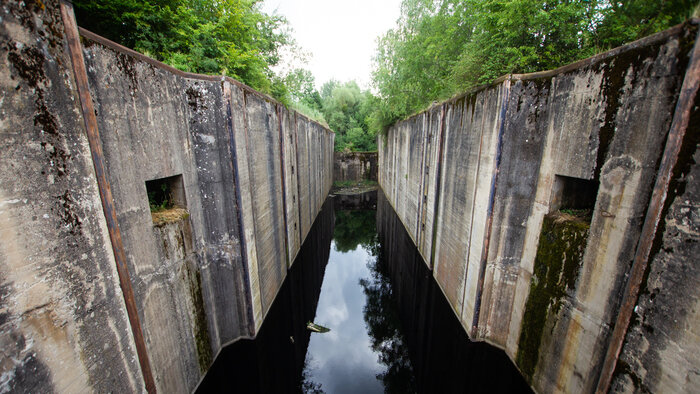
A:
[[183, 261, 214, 374], [516, 212, 590, 380]]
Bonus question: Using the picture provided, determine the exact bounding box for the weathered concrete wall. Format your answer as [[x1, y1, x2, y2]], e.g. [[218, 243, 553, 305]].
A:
[[333, 151, 378, 182], [197, 197, 334, 392], [378, 21, 700, 393], [609, 65, 700, 393], [0, 1, 333, 393], [376, 191, 530, 393], [0, 2, 143, 392]]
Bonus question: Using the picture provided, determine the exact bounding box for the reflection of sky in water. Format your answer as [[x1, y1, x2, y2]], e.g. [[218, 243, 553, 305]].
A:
[[304, 241, 383, 394]]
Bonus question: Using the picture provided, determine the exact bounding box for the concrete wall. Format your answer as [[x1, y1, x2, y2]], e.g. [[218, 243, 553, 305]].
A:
[[333, 151, 378, 182], [0, 1, 333, 393], [197, 197, 334, 392], [0, 2, 143, 392], [376, 191, 530, 393], [609, 57, 700, 393], [378, 21, 700, 393]]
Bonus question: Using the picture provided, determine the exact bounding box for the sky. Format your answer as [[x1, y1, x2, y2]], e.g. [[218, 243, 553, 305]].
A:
[[304, 242, 384, 393], [262, 0, 403, 90]]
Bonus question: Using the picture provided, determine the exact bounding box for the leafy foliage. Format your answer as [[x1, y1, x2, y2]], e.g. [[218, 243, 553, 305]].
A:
[[360, 245, 417, 393], [373, 0, 476, 124], [333, 210, 377, 253], [290, 78, 379, 152], [74, 0, 292, 99], [320, 81, 378, 152], [372, 0, 697, 127], [75, 0, 695, 147], [147, 182, 172, 212]]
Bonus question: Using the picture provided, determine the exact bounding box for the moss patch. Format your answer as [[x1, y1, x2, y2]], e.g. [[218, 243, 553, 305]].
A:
[[182, 263, 213, 374], [332, 180, 378, 195], [515, 212, 590, 381], [151, 207, 189, 227]]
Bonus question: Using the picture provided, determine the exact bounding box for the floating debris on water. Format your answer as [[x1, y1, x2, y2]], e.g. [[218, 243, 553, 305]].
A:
[[306, 321, 330, 333]]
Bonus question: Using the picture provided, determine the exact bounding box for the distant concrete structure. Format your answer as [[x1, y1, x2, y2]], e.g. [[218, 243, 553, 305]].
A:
[[0, 1, 333, 393], [333, 151, 378, 183], [379, 20, 699, 394]]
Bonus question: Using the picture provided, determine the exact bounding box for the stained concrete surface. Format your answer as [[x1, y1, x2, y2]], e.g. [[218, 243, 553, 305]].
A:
[[0, 1, 334, 392], [0, 2, 143, 392], [609, 85, 700, 393], [333, 151, 378, 183], [378, 21, 699, 393]]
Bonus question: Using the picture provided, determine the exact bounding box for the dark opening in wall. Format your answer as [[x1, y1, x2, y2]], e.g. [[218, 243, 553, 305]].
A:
[[146, 175, 188, 225], [549, 174, 598, 215]]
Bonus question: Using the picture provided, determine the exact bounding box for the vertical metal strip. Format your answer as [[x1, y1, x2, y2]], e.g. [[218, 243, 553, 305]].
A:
[[222, 82, 255, 336], [461, 96, 489, 325], [58, 2, 156, 392], [241, 91, 264, 325], [429, 104, 448, 269], [294, 113, 304, 242], [276, 105, 291, 267], [471, 77, 511, 338], [595, 28, 700, 394], [416, 114, 428, 250]]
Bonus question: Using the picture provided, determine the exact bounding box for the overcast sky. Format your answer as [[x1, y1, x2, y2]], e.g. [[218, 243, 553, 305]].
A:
[[262, 0, 403, 89]]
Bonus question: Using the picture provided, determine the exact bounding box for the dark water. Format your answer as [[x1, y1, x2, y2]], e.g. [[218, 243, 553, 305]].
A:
[[197, 190, 531, 393]]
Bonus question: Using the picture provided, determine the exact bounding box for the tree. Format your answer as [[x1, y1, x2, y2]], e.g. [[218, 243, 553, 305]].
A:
[[73, 0, 292, 100], [372, 0, 697, 130], [373, 0, 476, 125], [320, 81, 377, 151]]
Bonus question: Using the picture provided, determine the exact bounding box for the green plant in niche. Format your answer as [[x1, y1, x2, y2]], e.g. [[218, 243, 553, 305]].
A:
[[148, 183, 172, 212], [560, 208, 592, 220]]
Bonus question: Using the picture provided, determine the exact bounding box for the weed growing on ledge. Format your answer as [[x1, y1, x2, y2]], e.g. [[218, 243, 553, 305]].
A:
[[148, 182, 172, 212]]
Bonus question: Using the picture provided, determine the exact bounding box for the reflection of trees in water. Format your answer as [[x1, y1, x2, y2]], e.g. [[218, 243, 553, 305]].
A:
[[300, 355, 324, 394], [333, 210, 377, 252], [360, 247, 417, 393]]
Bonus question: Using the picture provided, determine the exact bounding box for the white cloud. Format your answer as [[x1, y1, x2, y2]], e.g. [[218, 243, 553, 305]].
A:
[[262, 0, 402, 89]]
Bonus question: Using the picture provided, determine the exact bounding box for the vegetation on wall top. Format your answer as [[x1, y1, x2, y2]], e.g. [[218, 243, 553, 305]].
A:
[[73, 0, 698, 150], [371, 0, 699, 130]]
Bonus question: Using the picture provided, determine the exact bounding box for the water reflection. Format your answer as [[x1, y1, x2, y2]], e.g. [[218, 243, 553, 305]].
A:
[[359, 249, 416, 393], [303, 235, 383, 393], [332, 210, 377, 253], [198, 190, 531, 393], [196, 198, 334, 393], [302, 201, 386, 393], [376, 191, 532, 394]]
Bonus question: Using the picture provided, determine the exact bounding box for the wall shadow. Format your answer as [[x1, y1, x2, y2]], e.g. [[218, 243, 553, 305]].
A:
[[376, 190, 532, 394], [196, 198, 335, 393]]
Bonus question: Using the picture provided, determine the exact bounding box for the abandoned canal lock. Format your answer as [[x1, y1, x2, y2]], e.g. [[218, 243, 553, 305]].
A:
[[1, 1, 699, 393]]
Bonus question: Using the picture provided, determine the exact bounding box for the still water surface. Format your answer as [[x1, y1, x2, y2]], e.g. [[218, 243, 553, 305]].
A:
[[198, 190, 531, 393]]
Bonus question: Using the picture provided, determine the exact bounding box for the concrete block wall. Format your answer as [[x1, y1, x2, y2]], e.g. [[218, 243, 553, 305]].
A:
[[378, 21, 700, 393], [0, 1, 333, 393], [333, 151, 378, 182]]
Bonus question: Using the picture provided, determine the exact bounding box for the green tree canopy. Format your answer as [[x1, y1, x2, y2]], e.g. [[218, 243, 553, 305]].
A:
[[320, 81, 378, 152], [74, 0, 292, 99], [372, 0, 698, 128]]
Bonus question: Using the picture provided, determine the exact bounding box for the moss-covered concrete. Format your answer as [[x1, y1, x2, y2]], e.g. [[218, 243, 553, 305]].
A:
[[516, 213, 589, 381], [182, 262, 213, 374]]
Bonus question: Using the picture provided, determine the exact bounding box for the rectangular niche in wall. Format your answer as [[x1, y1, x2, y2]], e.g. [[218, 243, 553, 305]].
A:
[[549, 174, 598, 215], [146, 174, 188, 225]]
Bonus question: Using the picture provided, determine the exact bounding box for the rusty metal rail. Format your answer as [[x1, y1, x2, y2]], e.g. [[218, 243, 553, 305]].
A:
[[59, 2, 156, 392], [595, 26, 700, 394]]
